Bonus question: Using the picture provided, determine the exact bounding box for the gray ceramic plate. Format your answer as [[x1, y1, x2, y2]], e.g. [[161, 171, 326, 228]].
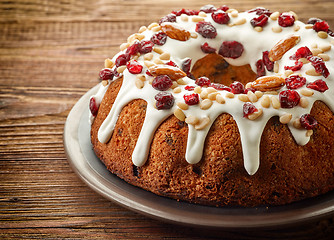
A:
[[64, 84, 334, 229]]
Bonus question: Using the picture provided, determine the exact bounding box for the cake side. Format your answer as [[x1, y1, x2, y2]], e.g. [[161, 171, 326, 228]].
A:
[[91, 77, 334, 206]]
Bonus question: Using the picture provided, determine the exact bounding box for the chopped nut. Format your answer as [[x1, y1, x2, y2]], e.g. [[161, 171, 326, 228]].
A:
[[190, 33, 198, 39], [271, 96, 281, 109], [318, 31, 328, 39], [200, 90, 208, 99], [225, 92, 235, 98], [216, 94, 225, 104], [144, 53, 154, 61], [272, 26, 282, 33], [200, 99, 213, 110], [144, 61, 155, 68], [138, 26, 147, 33], [120, 42, 130, 51], [248, 108, 263, 120], [176, 78, 187, 85], [177, 102, 189, 110], [194, 86, 202, 94], [247, 91, 258, 102], [261, 95, 270, 108], [318, 53, 330, 61], [293, 25, 300, 32], [319, 44, 331, 52], [284, 70, 294, 77], [136, 74, 146, 81], [181, 14, 189, 22], [305, 68, 322, 76], [206, 87, 217, 94], [153, 47, 164, 54], [117, 65, 126, 73], [254, 26, 263, 32], [300, 88, 314, 97], [148, 22, 159, 30], [174, 108, 186, 121], [208, 92, 219, 101], [238, 94, 249, 102], [305, 24, 313, 29], [154, 58, 164, 65], [274, 62, 279, 73], [195, 116, 210, 130], [311, 48, 323, 56], [231, 10, 238, 18], [135, 79, 144, 89], [279, 113, 292, 124], [299, 97, 309, 108], [104, 58, 114, 68], [306, 129, 313, 137], [185, 115, 199, 125], [293, 118, 302, 128], [101, 80, 108, 87], [255, 91, 264, 99], [192, 16, 205, 22], [159, 52, 171, 60], [170, 81, 178, 89], [173, 87, 181, 93], [198, 11, 207, 17], [151, 26, 161, 32], [270, 12, 280, 20]]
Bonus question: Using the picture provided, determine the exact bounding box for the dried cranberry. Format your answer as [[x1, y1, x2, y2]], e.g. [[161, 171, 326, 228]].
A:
[[185, 85, 195, 91], [126, 42, 141, 56], [195, 76, 211, 87], [248, 7, 272, 16], [159, 13, 177, 24], [279, 90, 300, 108], [115, 54, 128, 67], [307, 18, 321, 25], [244, 88, 256, 94], [155, 92, 175, 110], [99, 68, 114, 80], [200, 4, 217, 13], [278, 12, 295, 27], [165, 60, 178, 67], [182, 58, 192, 74], [306, 79, 329, 92], [284, 61, 303, 71], [151, 32, 167, 46], [250, 14, 268, 28], [195, 21, 217, 39], [230, 81, 245, 94], [219, 41, 244, 59], [211, 11, 230, 24], [145, 70, 153, 77], [328, 29, 334, 37], [152, 75, 173, 91], [139, 40, 154, 54], [126, 60, 143, 74], [307, 56, 330, 78], [262, 51, 274, 72], [210, 83, 231, 91], [184, 93, 199, 105], [300, 114, 318, 130], [89, 97, 99, 117], [172, 9, 199, 16], [200, 42, 216, 53], [289, 46, 312, 60], [217, 5, 229, 12], [285, 75, 306, 89], [256, 59, 265, 78], [243, 103, 258, 117], [313, 21, 329, 32]]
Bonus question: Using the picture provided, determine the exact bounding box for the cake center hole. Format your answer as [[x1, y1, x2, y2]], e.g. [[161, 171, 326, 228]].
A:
[[191, 53, 257, 86]]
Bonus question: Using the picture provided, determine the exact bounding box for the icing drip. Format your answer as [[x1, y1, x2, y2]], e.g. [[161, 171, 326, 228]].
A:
[[91, 8, 334, 175]]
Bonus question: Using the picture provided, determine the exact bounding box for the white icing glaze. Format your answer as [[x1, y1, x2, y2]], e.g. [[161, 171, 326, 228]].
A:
[[90, 7, 334, 175]]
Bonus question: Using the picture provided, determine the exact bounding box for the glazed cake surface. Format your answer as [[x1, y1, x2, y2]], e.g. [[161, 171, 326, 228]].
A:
[[89, 5, 334, 206]]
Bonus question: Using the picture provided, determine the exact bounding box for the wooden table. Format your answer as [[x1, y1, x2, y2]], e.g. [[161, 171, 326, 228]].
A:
[[1, 0, 334, 238]]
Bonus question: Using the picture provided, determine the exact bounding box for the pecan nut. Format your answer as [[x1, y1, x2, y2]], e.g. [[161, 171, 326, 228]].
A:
[[269, 35, 301, 61], [250, 75, 285, 92], [161, 23, 191, 41], [149, 65, 187, 80]]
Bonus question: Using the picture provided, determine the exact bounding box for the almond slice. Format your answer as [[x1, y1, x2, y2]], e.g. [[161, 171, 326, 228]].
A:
[[250, 76, 285, 92], [269, 35, 301, 61], [161, 22, 191, 41], [148, 65, 187, 80]]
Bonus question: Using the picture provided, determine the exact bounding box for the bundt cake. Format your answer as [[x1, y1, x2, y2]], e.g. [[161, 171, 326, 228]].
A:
[[89, 5, 334, 207]]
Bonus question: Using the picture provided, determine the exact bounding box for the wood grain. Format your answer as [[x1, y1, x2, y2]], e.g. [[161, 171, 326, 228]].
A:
[[1, 0, 334, 239]]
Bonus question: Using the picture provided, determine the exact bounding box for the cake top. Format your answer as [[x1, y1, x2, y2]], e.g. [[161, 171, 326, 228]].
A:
[[90, 5, 334, 175]]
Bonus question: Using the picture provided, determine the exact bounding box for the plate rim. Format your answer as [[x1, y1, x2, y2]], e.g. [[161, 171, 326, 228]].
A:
[[63, 84, 334, 229]]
